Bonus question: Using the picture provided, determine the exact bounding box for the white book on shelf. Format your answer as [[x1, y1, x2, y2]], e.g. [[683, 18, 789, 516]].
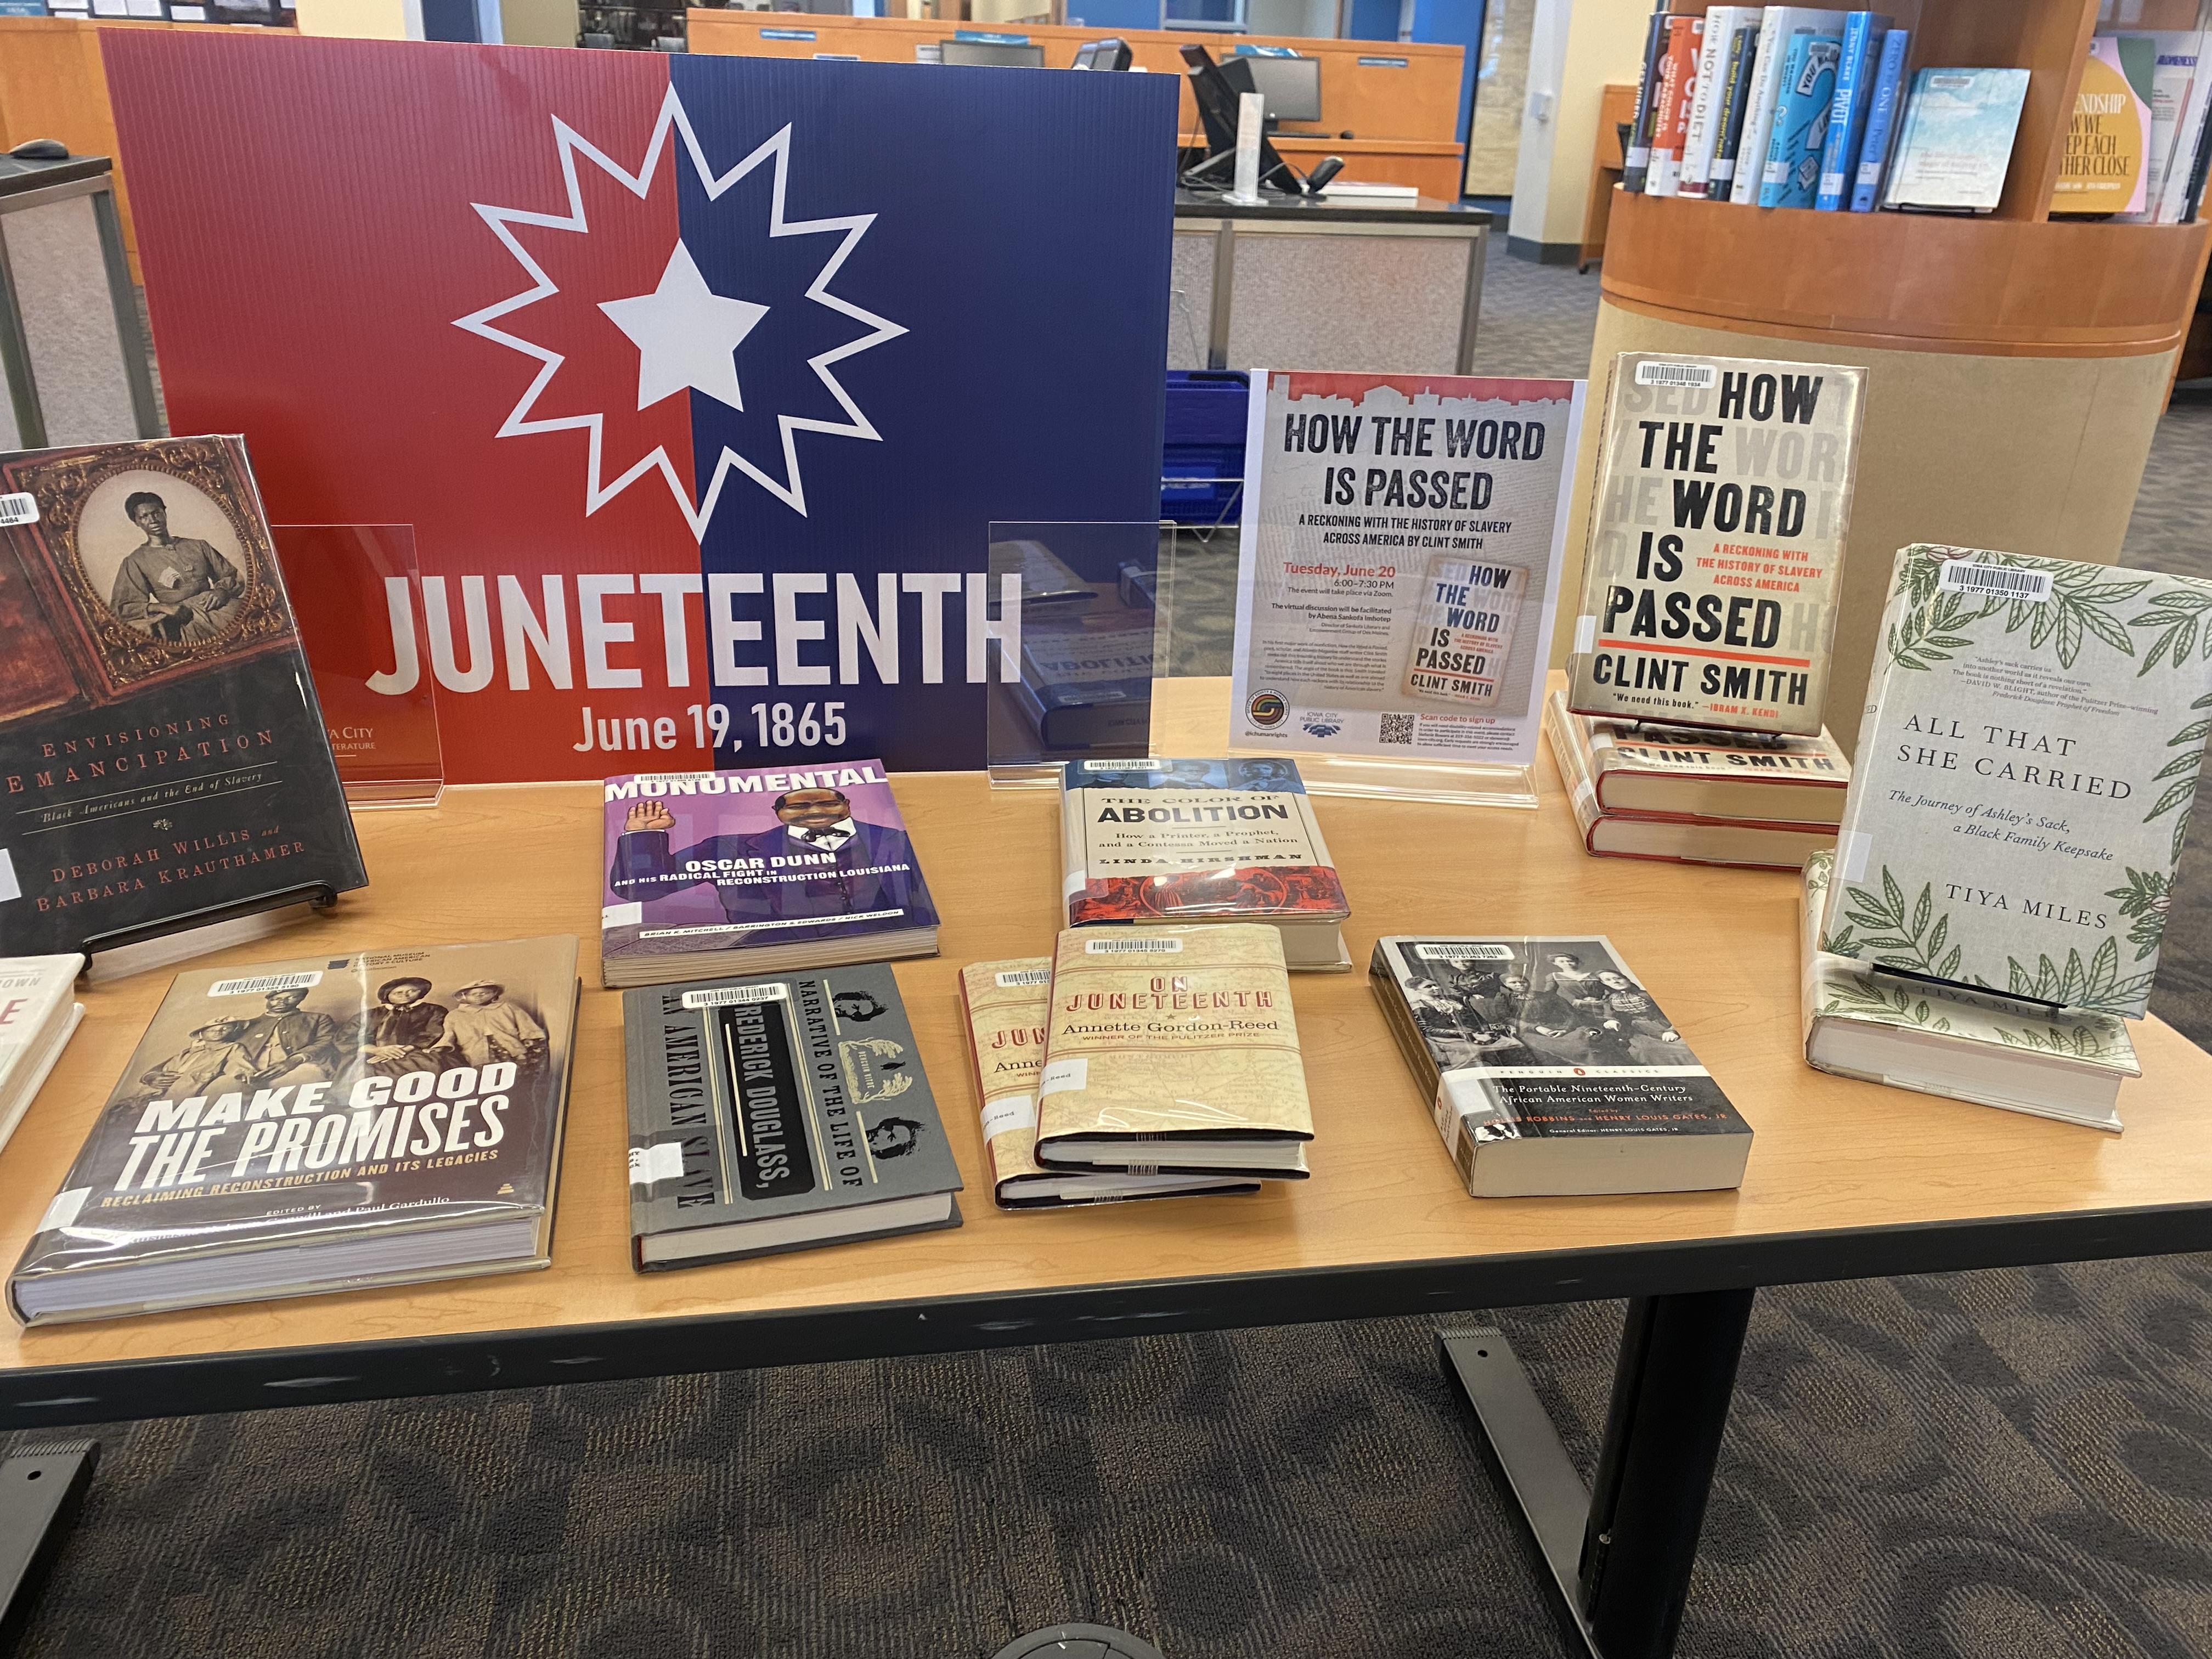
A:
[[1680, 7, 1746, 196], [2149, 30, 2212, 219], [1731, 7, 1847, 202]]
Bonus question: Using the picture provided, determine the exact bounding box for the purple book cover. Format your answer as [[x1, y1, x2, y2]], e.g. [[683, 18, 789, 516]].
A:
[[601, 761, 939, 963]]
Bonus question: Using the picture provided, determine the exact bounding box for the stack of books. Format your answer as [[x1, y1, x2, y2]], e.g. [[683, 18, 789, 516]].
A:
[[2049, 29, 2212, 222], [1544, 689, 1848, 869]]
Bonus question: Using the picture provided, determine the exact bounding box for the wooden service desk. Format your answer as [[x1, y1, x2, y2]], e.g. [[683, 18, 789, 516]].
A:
[[2, 678, 2210, 1657]]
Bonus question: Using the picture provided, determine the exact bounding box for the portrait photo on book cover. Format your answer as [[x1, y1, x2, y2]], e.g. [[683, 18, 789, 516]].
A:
[[0, 437, 294, 709], [1397, 937, 1699, 1071]]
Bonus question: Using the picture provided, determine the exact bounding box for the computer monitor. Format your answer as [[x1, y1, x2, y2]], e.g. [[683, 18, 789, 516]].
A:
[[939, 37, 1047, 66], [1073, 41, 1098, 68], [1235, 53, 1321, 124], [1179, 43, 1303, 193], [1082, 36, 1132, 69]]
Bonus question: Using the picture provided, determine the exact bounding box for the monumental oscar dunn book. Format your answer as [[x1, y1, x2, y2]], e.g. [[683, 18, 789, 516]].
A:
[[1059, 757, 1351, 970], [0, 436, 364, 969], [9, 936, 580, 1325], [624, 962, 962, 1266], [601, 761, 939, 989], [960, 958, 1259, 1208]]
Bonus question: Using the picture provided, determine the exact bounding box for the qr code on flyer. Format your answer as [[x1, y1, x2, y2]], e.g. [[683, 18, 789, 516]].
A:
[[1379, 713, 1417, 745]]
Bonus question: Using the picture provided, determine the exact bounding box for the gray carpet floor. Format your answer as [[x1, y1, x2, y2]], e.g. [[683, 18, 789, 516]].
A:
[[19, 256, 2209, 1659]]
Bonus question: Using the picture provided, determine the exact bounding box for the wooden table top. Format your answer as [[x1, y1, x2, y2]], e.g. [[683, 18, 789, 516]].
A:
[[2, 678, 2209, 1416]]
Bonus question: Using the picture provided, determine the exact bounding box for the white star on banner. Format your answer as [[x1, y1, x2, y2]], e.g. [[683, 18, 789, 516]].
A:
[[599, 242, 769, 413], [454, 89, 905, 537]]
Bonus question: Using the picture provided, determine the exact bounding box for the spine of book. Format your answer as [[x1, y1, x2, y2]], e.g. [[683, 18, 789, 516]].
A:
[[1623, 6, 1674, 193], [1707, 23, 1762, 194], [1679, 7, 1738, 197], [1731, 7, 1792, 203], [2117, 31, 2198, 221], [1542, 690, 1605, 851], [1758, 31, 1816, 205], [2172, 31, 2212, 218], [1762, 30, 1841, 207], [1849, 27, 1910, 210], [1647, 15, 1704, 196], [1816, 12, 1890, 209]]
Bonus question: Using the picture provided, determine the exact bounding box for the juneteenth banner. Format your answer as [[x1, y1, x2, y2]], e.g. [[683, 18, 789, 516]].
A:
[[101, 35, 1175, 782]]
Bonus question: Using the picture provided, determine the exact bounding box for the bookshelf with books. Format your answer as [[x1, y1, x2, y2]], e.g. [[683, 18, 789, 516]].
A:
[[1555, 0, 2212, 755]]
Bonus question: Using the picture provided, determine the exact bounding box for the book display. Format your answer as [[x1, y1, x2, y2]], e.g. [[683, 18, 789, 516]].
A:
[[0, 958, 84, 1159], [623, 965, 963, 1266]]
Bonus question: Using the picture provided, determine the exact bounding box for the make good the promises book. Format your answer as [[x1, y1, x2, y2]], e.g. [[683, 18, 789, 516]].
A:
[[1822, 545, 2212, 1018]]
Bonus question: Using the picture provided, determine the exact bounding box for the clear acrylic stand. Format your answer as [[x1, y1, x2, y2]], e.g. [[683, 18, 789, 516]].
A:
[[272, 524, 445, 809], [986, 520, 1166, 790]]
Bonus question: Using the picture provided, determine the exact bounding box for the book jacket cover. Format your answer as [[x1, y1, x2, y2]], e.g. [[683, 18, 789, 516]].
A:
[[1568, 353, 1864, 737], [602, 761, 938, 965], [959, 958, 1054, 1204], [9, 935, 579, 1322], [1883, 67, 2032, 211], [624, 962, 962, 1263], [0, 437, 365, 956], [1822, 545, 2212, 1017], [1060, 757, 1348, 928]]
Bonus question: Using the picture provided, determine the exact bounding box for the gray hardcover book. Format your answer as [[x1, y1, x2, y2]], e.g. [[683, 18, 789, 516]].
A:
[[1821, 545, 2212, 1018], [624, 963, 963, 1268]]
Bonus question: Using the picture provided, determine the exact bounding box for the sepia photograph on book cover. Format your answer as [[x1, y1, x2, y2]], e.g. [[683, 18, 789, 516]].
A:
[[1567, 353, 1864, 737], [1373, 934, 1747, 1142], [601, 763, 938, 963], [0, 437, 366, 955], [10, 935, 579, 1313], [1821, 545, 2212, 1019], [1229, 372, 1585, 766]]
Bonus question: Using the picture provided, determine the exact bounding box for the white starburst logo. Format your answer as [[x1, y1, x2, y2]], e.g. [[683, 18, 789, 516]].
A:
[[454, 87, 904, 538]]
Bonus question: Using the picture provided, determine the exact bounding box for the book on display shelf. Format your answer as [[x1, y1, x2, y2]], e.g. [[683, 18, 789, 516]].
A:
[[1800, 849, 2137, 1130], [1815, 12, 1896, 210], [1545, 690, 1841, 870], [1881, 67, 2032, 213], [1370, 935, 1753, 1198], [8, 936, 580, 1326], [1623, 5, 1674, 194], [0, 436, 365, 976], [1705, 14, 1765, 199], [600, 761, 939, 989], [624, 963, 963, 1268], [1544, 687, 1848, 823], [958, 958, 1259, 1208], [1566, 352, 1865, 738], [1680, 7, 1756, 198], [1848, 29, 1913, 211], [1759, 27, 1843, 208], [1821, 545, 2212, 1021], [1730, 8, 1848, 204], [2051, 34, 2156, 215], [1059, 756, 1351, 970], [1645, 14, 1705, 197], [1035, 924, 1313, 1181], [0, 956, 85, 1157]]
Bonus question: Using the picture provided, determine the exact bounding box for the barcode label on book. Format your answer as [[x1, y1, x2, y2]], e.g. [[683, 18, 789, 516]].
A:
[[1412, 943, 1515, 961], [0, 493, 37, 528], [1634, 362, 1717, 390], [681, 983, 789, 1008], [1082, 936, 1184, 953], [628, 1142, 685, 1184], [208, 971, 320, 996], [1938, 561, 2052, 602], [1084, 758, 1164, 770], [995, 968, 1051, 987]]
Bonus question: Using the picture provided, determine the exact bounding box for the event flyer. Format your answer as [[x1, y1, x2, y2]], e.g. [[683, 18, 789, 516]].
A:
[[1228, 373, 1584, 766]]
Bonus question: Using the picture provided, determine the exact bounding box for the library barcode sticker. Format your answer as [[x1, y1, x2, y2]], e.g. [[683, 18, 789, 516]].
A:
[[1083, 935, 1183, 953], [1938, 561, 2052, 602], [681, 983, 789, 1008], [0, 494, 37, 528], [995, 968, 1051, 988], [38, 1188, 90, 1234], [1413, 943, 1515, 961], [1085, 758, 1163, 770], [208, 971, 320, 996], [628, 1142, 685, 1185], [1633, 362, 1717, 390]]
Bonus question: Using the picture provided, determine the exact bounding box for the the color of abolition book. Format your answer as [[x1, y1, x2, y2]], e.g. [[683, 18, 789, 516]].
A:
[[1370, 934, 1752, 1196], [624, 963, 962, 1267], [1036, 924, 1313, 1181], [0, 956, 85, 1156], [8, 936, 580, 1325], [1822, 544, 2212, 1020], [960, 958, 1258, 1208], [1568, 353, 1864, 738], [0, 437, 365, 975], [1800, 849, 2137, 1130], [600, 761, 939, 989], [1060, 757, 1351, 970]]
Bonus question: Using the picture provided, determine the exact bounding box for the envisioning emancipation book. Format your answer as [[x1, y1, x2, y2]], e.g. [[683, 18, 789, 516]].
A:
[[1059, 757, 1352, 970], [1800, 849, 2137, 1131], [0, 437, 365, 972], [1821, 545, 2212, 1021], [1568, 353, 1865, 737], [1370, 934, 1752, 1197], [1545, 689, 1839, 870], [8, 936, 580, 1325], [960, 958, 1256, 1208], [0, 955, 84, 1156], [1036, 924, 1313, 1181], [623, 963, 962, 1267], [600, 762, 939, 989]]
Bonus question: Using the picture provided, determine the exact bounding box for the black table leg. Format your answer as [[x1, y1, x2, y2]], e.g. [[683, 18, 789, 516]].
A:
[[0, 1439, 98, 1655], [1440, 1288, 1754, 1659]]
